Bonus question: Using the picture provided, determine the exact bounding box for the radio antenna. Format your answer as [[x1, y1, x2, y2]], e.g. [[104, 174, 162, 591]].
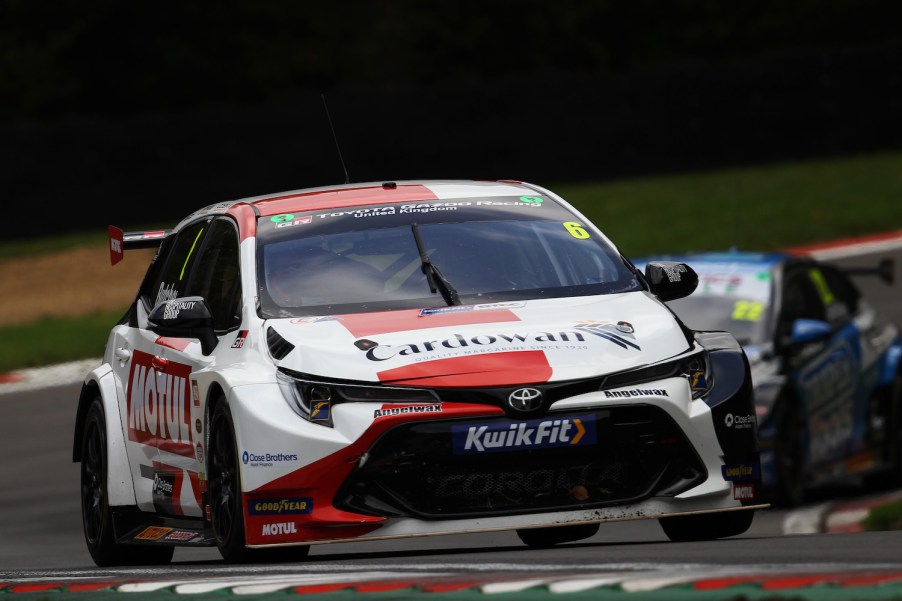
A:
[[321, 93, 350, 184]]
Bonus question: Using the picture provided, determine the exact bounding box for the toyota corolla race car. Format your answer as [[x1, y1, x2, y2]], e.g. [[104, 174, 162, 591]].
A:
[[634, 250, 902, 506], [73, 180, 764, 566]]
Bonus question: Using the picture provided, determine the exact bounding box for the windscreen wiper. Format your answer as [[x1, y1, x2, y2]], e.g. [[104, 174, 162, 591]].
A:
[[411, 222, 461, 306]]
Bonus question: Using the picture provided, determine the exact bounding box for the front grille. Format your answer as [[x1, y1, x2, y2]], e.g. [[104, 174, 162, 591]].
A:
[[335, 405, 706, 519]]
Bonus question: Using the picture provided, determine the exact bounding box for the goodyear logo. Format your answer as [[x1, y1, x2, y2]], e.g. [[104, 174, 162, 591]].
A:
[[721, 463, 760, 482], [248, 497, 313, 516], [310, 400, 331, 421], [452, 415, 596, 455]]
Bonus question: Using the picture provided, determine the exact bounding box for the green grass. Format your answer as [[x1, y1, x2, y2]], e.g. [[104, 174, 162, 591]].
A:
[[2, 150, 902, 373], [862, 499, 902, 532], [553, 151, 902, 258], [0, 311, 124, 373]]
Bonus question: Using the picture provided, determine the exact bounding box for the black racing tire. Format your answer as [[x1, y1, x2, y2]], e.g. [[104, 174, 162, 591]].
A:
[[886, 373, 902, 485], [516, 523, 600, 547], [771, 398, 807, 507], [208, 401, 310, 563], [80, 398, 174, 566], [659, 510, 754, 542]]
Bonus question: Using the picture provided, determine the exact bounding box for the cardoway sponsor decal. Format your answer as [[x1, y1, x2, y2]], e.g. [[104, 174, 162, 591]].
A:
[[355, 322, 635, 363], [248, 497, 313, 516], [604, 388, 668, 398], [127, 350, 198, 458], [453, 415, 596, 455], [373, 404, 442, 418]]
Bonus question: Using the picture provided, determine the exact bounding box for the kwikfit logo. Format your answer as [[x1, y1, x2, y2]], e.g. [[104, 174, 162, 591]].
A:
[[452, 415, 596, 455]]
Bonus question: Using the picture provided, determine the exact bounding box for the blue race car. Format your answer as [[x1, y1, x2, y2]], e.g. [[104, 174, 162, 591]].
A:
[[633, 250, 901, 506]]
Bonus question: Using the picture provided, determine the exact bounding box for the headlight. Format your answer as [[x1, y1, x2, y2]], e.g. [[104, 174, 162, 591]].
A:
[[277, 368, 440, 427], [601, 347, 710, 400]]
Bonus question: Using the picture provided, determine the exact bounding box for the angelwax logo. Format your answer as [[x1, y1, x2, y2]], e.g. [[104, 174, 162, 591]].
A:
[[373, 404, 442, 418], [355, 323, 639, 362], [249, 497, 313, 516], [127, 350, 196, 457], [452, 415, 596, 455]]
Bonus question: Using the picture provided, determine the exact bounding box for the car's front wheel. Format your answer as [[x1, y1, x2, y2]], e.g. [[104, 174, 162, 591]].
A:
[[659, 510, 754, 542], [772, 398, 807, 507], [208, 401, 309, 563], [516, 523, 599, 547], [80, 397, 173, 566]]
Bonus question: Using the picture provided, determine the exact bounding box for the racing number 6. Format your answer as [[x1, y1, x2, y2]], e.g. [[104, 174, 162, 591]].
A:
[[564, 222, 590, 239]]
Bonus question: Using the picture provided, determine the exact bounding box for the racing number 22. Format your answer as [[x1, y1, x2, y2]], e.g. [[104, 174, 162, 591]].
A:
[[564, 222, 590, 239]]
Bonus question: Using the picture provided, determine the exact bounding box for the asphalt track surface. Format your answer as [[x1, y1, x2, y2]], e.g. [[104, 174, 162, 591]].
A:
[[1, 242, 901, 597]]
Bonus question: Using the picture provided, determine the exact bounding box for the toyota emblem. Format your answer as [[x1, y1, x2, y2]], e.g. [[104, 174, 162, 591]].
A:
[[508, 388, 543, 412]]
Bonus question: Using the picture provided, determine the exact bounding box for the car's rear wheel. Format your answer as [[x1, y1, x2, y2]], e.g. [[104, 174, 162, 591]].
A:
[[81, 397, 174, 566], [659, 510, 754, 542], [516, 523, 599, 547], [208, 401, 309, 563]]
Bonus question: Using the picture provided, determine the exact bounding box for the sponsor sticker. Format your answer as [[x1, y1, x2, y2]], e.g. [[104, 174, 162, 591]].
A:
[[163, 530, 202, 542], [127, 350, 196, 458], [733, 483, 756, 500], [356, 323, 627, 362], [134, 526, 173, 541], [724, 413, 756, 430], [152, 472, 176, 497], [262, 522, 298, 536], [452, 415, 596, 455], [248, 497, 313, 516], [721, 463, 760, 481], [373, 404, 442, 419], [310, 400, 331, 422], [603, 388, 668, 399], [231, 330, 249, 348], [241, 450, 299, 468]]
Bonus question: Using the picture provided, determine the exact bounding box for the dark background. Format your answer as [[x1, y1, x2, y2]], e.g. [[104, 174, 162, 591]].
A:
[[3, 0, 901, 239]]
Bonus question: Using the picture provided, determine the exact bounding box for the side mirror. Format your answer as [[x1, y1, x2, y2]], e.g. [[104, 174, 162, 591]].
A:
[[789, 318, 832, 346], [645, 261, 699, 302], [148, 296, 218, 356]]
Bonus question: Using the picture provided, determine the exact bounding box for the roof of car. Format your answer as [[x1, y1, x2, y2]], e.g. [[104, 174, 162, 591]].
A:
[[239, 180, 538, 216]]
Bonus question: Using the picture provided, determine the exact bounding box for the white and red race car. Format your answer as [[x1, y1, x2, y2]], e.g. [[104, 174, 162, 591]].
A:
[[73, 180, 763, 565]]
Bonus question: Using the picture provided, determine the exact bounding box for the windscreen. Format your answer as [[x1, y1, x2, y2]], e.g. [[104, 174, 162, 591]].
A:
[[665, 262, 775, 345], [256, 196, 643, 317]]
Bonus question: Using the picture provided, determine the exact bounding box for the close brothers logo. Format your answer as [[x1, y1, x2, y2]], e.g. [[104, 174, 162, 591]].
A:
[[452, 415, 596, 455]]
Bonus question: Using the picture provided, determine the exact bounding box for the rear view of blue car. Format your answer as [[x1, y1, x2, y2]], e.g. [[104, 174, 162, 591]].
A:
[[634, 250, 902, 506]]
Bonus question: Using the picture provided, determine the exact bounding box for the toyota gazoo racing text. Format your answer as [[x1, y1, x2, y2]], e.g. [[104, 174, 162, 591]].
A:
[[73, 180, 764, 565]]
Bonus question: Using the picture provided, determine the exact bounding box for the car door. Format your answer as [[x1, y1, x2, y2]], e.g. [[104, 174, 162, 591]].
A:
[[152, 217, 244, 518], [111, 219, 211, 515], [780, 263, 861, 472]]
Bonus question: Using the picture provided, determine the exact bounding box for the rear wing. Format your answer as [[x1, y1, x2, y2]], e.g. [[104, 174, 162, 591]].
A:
[[109, 225, 171, 265], [841, 257, 894, 285]]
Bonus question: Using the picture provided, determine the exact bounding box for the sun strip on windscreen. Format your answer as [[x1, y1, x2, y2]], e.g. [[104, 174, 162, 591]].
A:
[[180, 228, 204, 280]]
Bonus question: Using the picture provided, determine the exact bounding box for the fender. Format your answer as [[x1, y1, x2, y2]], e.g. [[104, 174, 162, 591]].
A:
[[878, 338, 902, 387], [73, 363, 137, 507]]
